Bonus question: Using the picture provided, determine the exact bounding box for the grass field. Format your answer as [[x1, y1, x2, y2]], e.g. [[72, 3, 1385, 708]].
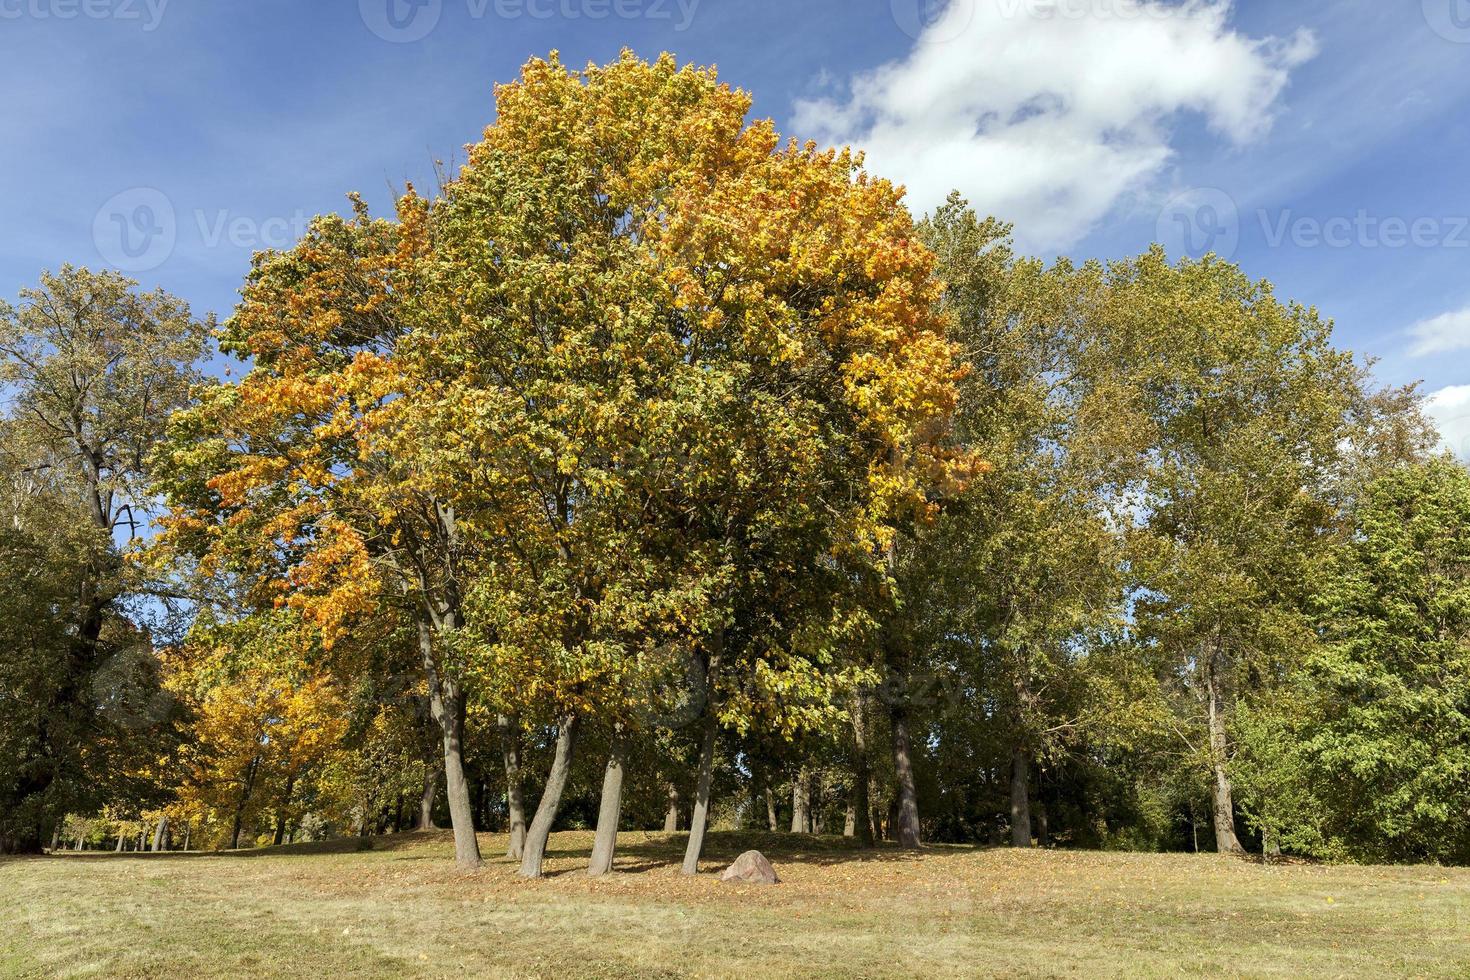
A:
[[2, 830, 1467, 978]]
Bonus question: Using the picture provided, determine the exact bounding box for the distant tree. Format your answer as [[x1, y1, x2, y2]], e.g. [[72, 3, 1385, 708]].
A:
[[1122, 250, 1422, 854], [1239, 459, 1470, 863], [0, 267, 207, 854]]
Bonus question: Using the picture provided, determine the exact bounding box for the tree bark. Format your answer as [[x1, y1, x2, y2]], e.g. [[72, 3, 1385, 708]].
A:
[[588, 725, 628, 876], [663, 783, 680, 833], [681, 707, 719, 875], [843, 803, 856, 838], [273, 774, 296, 846], [1010, 745, 1032, 848], [681, 630, 724, 876], [850, 694, 875, 846], [419, 618, 482, 870], [1205, 654, 1244, 855], [115, 833, 125, 853], [498, 714, 526, 859], [790, 772, 808, 833], [889, 705, 921, 848], [152, 813, 170, 852], [231, 755, 260, 850], [764, 785, 778, 832], [182, 823, 191, 852], [417, 761, 438, 831], [519, 714, 579, 878]]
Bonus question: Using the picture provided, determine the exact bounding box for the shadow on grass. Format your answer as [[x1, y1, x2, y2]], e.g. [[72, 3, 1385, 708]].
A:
[[19, 829, 980, 872]]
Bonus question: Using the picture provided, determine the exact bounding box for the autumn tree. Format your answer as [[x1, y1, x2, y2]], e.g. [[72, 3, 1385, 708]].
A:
[[153, 201, 496, 868], [406, 52, 965, 876]]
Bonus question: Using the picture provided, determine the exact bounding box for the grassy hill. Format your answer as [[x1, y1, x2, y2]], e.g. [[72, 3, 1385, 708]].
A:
[[3, 831, 1466, 978]]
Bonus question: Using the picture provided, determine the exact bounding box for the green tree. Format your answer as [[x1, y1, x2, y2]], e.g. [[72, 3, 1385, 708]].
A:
[[1244, 459, 1470, 862], [1121, 250, 1411, 854], [0, 267, 207, 854]]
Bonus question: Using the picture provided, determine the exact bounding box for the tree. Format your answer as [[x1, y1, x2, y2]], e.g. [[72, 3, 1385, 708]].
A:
[[1239, 459, 1470, 863], [0, 266, 207, 854], [416, 51, 965, 875], [1120, 249, 1403, 854], [153, 203, 489, 868]]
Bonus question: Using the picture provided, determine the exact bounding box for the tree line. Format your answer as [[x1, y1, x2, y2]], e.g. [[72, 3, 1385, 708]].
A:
[[3, 52, 1466, 869]]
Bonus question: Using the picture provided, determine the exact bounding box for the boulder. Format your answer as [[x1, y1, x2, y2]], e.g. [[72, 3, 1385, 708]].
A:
[[720, 850, 779, 885]]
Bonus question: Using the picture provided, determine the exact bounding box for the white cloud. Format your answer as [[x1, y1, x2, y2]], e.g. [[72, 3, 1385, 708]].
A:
[[792, 0, 1316, 249], [1426, 385, 1470, 460], [1408, 306, 1470, 358]]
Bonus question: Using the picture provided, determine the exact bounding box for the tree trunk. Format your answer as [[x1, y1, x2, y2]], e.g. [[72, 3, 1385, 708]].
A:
[[764, 785, 778, 832], [1206, 658, 1244, 855], [273, 774, 296, 846], [498, 714, 527, 859], [843, 803, 856, 838], [681, 706, 719, 875], [231, 755, 260, 850], [1010, 745, 1032, 848], [889, 706, 921, 848], [588, 725, 628, 876], [790, 772, 808, 833], [420, 618, 482, 870], [681, 630, 724, 876], [519, 714, 579, 878], [182, 823, 191, 852], [663, 783, 680, 833], [850, 695, 875, 846], [152, 814, 170, 852], [417, 761, 438, 831], [115, 833, 125, 853]]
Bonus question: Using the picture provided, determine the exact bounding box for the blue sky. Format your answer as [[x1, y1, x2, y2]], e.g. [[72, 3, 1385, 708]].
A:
[[3, 0, 1469, 450]]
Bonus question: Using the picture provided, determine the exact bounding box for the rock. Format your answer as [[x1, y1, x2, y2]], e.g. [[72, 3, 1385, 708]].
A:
[[720, 850, 779, 885]]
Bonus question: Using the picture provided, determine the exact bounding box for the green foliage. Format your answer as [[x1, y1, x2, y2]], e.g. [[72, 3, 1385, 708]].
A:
[[1241, 459, 1470, 863]]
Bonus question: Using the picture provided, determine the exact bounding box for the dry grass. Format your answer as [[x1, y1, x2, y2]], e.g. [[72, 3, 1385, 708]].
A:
[[2, 830, 1467, 978]]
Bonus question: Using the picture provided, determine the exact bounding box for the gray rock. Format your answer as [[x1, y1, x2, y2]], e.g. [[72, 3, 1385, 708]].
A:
[[720, 849, 780, 885]]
